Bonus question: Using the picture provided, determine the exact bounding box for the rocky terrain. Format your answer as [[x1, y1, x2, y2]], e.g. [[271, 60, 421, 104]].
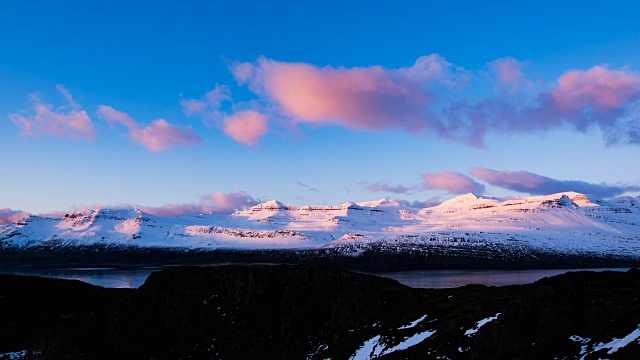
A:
[[1, 265, 639, 359]]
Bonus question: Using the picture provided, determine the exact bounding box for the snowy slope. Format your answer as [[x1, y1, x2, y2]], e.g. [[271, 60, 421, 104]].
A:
[[1, 192, 640, 257]]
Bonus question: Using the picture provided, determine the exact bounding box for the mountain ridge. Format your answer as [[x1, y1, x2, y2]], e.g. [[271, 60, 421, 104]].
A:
[[2, 191, 640, 267]]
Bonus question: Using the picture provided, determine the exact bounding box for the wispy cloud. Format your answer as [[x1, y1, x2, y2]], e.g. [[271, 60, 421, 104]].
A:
[[9, 85, 95, 141], [361, 181, 418, 194], [97, 105, 202, 152], [296, 181, 318, 192], [421, 171, 486, 194], [470, 168, 640, 198], [0, 207, 30, 225], [230, 56, 640, 146], [97, 104, 137, 128], [180, 84, 232, 125], [55, 84, 81, 110]]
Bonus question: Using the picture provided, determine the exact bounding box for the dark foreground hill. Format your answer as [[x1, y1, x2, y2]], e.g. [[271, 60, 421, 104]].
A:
[[1, 265, 639, 359]]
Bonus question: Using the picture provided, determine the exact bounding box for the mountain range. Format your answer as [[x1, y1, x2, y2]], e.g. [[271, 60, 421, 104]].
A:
[[2, 192, 639, 268]]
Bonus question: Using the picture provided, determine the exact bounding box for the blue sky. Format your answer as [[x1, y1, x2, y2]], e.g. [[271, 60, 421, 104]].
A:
[[1, 0, 640, 216]]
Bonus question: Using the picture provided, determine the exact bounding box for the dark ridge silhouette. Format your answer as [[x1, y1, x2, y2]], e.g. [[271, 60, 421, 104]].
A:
[[1, 265, 639, 359]]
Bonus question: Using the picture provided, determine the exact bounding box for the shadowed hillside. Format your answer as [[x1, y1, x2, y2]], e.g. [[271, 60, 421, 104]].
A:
[[1, 265, 639, 359]]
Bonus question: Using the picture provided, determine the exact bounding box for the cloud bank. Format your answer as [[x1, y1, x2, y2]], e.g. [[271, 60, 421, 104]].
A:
[[135, 191, 257, 217], [470, 168, 640, 198], [131, 190, 258, 216], [36, 191, 258, 219], [229, 56, 640, 146], [361, 167, 638, 200]]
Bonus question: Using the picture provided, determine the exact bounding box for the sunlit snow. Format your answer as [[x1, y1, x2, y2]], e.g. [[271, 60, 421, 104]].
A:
[[1, 192, 640, 257]]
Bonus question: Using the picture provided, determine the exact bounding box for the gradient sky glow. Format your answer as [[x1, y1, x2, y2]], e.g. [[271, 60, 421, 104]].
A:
[[2, 0, 640, 217]]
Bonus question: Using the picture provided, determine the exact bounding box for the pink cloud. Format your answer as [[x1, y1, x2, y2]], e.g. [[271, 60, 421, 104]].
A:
[[469, 168, 640, 198], [137, 203, 214, 218], [9, 86, 95, 141], [431, 63, 640, 145], [495, 64, 640, 140], [130, 120, 202, 152], [139, 190, 258, 216], [519, 65, 640, 138], [201, 190, 258, 214], [231, 55, 463, 134], [38, 211, 71, 219], [0, 208, 30, 225], [223, 110, 268, 145], [97, 105, 202, 152], [181, 85, 270, 145], [552, 65, 640, 111], [96, 105, 138, 128], [38, 203, 201, 219], [421, 171, 485, 194]]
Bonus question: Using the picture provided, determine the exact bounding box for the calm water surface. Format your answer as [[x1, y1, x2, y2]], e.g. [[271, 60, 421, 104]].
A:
[[0, 267, 162, 288], [0, 266, 631, 289], [374, 268, 631, 288]]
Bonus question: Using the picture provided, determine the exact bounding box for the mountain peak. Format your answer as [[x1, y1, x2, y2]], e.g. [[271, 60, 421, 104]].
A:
[[356, 198, 402, 208], [440, 193, 480, 206], [248, 200, 287, 212]]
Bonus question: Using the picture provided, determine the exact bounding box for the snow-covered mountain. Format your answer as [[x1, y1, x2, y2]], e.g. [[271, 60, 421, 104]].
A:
[[2, 192, 640, 259]]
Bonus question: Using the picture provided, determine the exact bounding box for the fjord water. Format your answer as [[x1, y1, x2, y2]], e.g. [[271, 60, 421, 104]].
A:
[[0, 266, 162, 288], [375, 268, 631, 288], [0, 266, 631, 288]]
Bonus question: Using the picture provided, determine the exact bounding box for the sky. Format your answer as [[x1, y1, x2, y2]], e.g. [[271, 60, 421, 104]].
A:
[[1, 0, 640, 220]]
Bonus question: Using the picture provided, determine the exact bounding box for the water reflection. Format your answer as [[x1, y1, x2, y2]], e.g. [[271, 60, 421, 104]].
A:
[[0, 267, 162, 288], [374, 268, 630, 288]]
